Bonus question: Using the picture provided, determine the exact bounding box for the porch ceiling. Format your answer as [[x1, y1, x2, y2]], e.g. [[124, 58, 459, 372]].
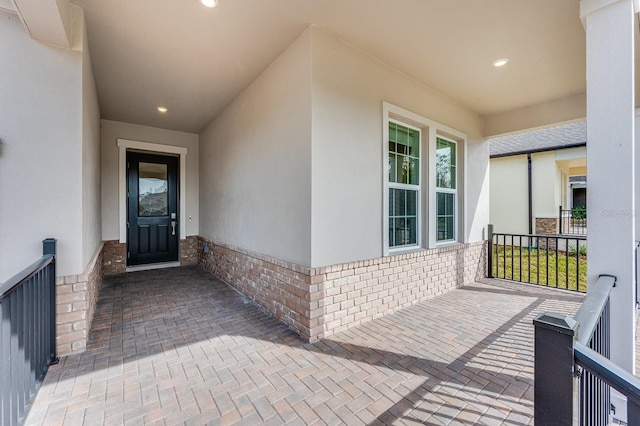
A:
[[73, 0, 588, 134]]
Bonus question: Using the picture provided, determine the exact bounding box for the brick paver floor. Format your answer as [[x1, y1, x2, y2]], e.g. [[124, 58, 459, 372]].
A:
[[26, 266, 584, 425]]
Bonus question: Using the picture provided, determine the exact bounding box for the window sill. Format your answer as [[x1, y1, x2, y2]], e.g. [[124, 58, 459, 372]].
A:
[[435, 240, 463, 249], [389, 245, 422, 255]]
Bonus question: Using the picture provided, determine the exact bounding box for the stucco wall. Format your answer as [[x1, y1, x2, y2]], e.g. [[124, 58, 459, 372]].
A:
[[100, 120, 200, 241], [309, 27, 487, 267], [531, 151, 558, 219], [0, 11, 84, 281], [81, 13, 103, 268], [198, 28, 313, 267], [489, 155, 529, 234], [490, 149, 582, 235]]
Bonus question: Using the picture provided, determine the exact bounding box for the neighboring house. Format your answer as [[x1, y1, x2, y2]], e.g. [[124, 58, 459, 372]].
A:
[[489, 121, 587, 236], [0, 0, 637, 382]]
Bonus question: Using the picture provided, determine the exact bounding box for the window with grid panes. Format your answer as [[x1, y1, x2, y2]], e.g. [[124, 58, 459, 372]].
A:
[[436, 137, 456, 242], [388, 121, 420, 248]]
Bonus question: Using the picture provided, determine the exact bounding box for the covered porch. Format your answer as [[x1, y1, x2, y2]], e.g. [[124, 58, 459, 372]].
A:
[[26, 267, 583, 425]]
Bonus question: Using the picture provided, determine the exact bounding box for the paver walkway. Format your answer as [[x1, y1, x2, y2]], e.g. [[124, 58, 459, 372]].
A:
[[26, 266, 584, 425]]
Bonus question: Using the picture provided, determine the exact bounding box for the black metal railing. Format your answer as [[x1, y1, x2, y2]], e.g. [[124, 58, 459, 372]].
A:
[[573, 275, 612, 425], [1, 239, 58, 426], [487, 224, 587, 292], [534, 275, 640, 425], [559, 205, 587, 235]]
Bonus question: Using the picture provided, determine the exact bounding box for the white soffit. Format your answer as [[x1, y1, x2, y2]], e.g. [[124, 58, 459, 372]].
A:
[[13, 0, 72, 48], [0, 0, 16, 13], [72, 0, 587, 133]]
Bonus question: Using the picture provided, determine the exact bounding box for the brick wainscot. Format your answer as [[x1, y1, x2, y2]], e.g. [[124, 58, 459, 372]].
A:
[[55, 243, 103, 354], [199, 237, 487, 342]]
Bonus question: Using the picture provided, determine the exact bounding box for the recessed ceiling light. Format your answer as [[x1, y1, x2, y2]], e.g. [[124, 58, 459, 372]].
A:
[[200, 0, 218, 7], [157, 106, 168, 113], [492, 58, 509, 68]]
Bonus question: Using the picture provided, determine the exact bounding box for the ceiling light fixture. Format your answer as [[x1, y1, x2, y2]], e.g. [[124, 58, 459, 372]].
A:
[[157, 106, 168, 113], [200, 0, 218, 7], [492, 58, 509, 68]]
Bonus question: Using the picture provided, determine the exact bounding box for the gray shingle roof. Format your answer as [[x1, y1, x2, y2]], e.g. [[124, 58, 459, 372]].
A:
[[489, 121, 587, 157]]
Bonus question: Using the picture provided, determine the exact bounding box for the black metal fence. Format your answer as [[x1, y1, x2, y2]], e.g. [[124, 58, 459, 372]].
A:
[[1, 239, 58, 426], [559, 205, 587, 235], [534, 275, 640, 425], [488, 225, 587, 292]]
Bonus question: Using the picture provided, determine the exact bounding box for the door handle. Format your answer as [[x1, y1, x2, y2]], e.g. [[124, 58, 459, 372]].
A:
[[171, 221, 176, 236]]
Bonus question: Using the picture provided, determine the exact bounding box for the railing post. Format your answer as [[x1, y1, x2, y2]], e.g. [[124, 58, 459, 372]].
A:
[[42, 239, 56, 257], [42, 239, 56, 359], [559, 205, 564, 235], [533, 312, 578, 425], [487, 224, 493, 278]]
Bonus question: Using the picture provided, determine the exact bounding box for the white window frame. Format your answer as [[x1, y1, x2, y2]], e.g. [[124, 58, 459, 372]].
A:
[[382, 102, 466, 255], [435, 136, 458, 243], [387, 119, 422, 252]]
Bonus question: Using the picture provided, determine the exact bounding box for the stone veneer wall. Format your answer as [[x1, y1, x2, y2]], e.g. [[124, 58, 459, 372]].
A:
[[198, 237, 486, 342], [180, 236, 199, 266], [56, 243, 103, 354], [102, 240, 126, 275], [535, 217, 559, 250], [535, 217, 558, 235]]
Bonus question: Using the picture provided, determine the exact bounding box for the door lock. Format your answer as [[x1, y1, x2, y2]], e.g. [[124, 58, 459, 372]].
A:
[[171, 221, 176, 236]]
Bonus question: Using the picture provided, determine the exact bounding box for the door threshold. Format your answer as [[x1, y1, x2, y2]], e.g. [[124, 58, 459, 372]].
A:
[[126, 261, 181, 273]]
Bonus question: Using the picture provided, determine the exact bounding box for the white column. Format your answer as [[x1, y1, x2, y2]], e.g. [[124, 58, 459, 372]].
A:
[[581, 0, 636, 372]]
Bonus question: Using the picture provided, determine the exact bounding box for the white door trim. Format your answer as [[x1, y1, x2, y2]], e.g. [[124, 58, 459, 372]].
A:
[[117, 139, 188, 244]]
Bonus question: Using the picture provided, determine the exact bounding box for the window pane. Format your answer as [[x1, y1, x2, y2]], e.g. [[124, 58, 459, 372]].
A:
[[139, 162, 168, 217], [389, 153, 397, 183], [392, 218, 406, 246], [389, 122, 420, 185], [436, 138, 456, 189], [436, 192, 455, 241], [407, 130, 419, 157], [389, 188, 418, 247], [396, 155, 405, 183], [406, 217, 417, 245], [406, 190, 417, 215], [437, 192, 446, 215]]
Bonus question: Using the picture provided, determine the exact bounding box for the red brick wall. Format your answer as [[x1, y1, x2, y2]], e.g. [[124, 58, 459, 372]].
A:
[[102, 240, 126, 275], [180, 236, 199, 266], [56, 243, 103, 354], [198, 237, 486, 343], [198, 238, 314, 340]]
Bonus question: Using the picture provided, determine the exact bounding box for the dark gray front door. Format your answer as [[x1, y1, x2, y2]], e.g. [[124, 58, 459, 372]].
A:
[[127, 152, 179, 265]]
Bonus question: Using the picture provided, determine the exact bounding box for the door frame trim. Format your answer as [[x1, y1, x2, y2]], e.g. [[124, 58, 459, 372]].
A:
[[117, 139, 187, 244]]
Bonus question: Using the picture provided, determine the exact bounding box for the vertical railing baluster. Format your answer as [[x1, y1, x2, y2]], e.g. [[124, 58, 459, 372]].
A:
[[576, 239, 580, 291], [555, 237, 559, 288], [537, 236, 540, 285], [519, 235, 522, 282], [511, 234, 514, 280], [0, 298, 7, 426], [503, 235, 506, 280], [528, 236, 532, 283], [564, 240, 577, 290], [546, 237, 549, 286], [487, 225, 493, 279]]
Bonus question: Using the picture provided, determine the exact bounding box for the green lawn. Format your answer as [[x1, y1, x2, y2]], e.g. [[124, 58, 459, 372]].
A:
[[491, 245, 587, 292]]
